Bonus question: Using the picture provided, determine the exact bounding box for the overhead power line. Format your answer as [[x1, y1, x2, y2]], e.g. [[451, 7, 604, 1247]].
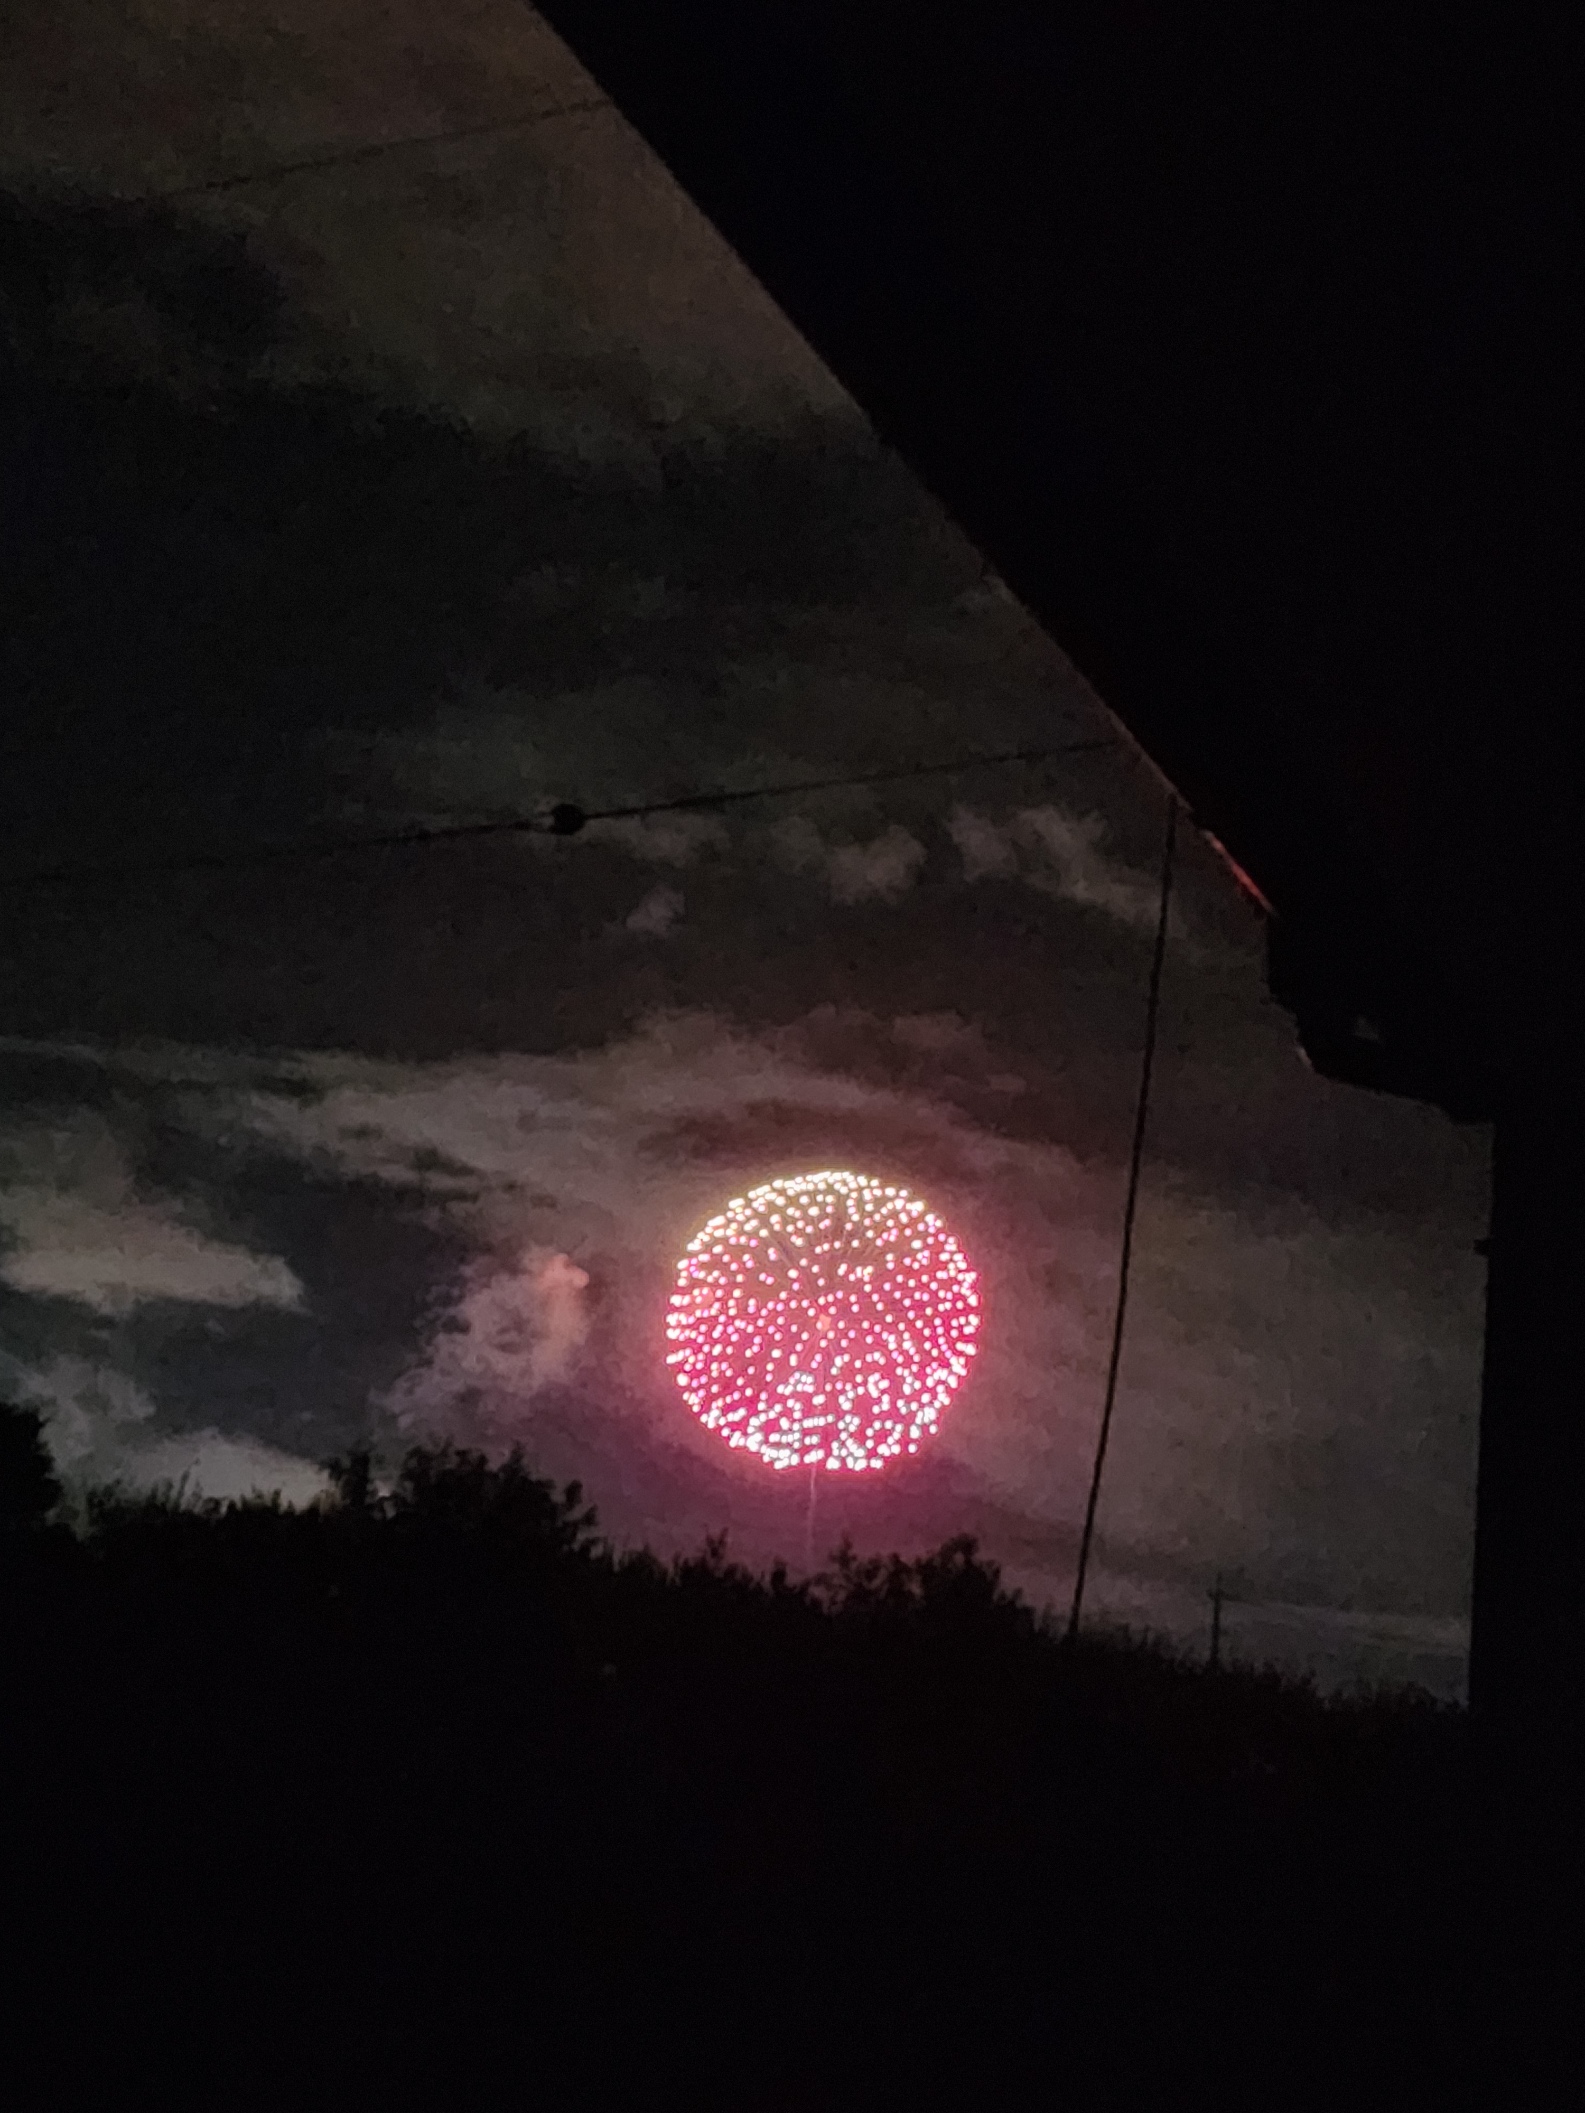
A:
[[153, 96, 615, 204], [2, 738, 1116, 897]]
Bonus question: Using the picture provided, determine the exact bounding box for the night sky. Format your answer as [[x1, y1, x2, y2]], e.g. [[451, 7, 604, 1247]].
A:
[[1, 2, 1489, 1692]]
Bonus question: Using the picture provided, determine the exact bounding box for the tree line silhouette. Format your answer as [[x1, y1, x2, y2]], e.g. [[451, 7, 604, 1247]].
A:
[[1, 1398, 1476, 2102]]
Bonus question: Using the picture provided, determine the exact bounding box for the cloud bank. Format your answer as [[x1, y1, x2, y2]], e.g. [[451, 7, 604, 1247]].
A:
[[0, 1019, 1483, 1691], [208, 1012, 1481, 1623], [7, 1352, 328, 1510], [0, 1116, 303, 1315]]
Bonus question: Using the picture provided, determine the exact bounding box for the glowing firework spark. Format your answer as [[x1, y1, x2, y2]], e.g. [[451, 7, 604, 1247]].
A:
[[665, 1171, 980, 1472]]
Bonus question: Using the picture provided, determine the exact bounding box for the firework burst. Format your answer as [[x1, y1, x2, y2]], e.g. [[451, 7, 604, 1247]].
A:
[[665, 1170, 981, 1471]]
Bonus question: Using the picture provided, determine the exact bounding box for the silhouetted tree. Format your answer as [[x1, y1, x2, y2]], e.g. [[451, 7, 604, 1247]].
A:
[[324, 1446, 380, 1517], [0, 1401, 61, 1530], [387, 1440, 601, 1558]]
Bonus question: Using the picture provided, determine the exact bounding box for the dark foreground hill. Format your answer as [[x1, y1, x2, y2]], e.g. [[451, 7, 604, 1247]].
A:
[[5, 1430, 1480, 2106]]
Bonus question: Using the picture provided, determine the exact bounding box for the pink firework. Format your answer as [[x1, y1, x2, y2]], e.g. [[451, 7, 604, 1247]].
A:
[[665, 1170, 981, 1472]]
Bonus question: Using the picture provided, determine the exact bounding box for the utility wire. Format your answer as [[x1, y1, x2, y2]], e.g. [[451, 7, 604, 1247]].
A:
[[1, 738, 1115, 896], [587, 739, 1114, 824], [152, 96, 614, 203], [1066, 790, 1178, 1645]]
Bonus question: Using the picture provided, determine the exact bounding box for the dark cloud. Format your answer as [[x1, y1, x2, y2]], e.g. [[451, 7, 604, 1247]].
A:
[[0, 7, 1488, 1701]]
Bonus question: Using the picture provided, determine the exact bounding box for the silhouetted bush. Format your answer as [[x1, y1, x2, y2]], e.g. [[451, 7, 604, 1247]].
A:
[[2, 1439, 1475, 2104]]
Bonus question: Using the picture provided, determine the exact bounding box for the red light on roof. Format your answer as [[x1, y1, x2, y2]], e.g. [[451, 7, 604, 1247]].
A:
[[1201, 832, 1275, 917]]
